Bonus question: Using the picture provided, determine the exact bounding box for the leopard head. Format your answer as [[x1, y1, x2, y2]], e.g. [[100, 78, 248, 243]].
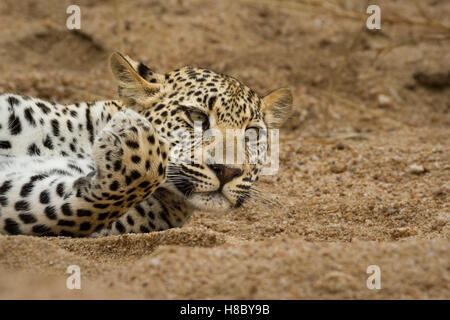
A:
[[110, 52, 292, 212]]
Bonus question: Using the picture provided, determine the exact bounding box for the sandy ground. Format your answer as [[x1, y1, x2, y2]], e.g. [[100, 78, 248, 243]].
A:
[[0, 0, 449, 299]]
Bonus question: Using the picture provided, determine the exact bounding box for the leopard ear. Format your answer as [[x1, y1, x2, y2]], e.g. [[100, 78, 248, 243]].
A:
[[110, 52, 163, 107], [262, 88, 293, 128]]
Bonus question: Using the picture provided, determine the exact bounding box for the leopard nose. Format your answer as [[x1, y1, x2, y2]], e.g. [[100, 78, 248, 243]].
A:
[[208, 164, 243, 185]]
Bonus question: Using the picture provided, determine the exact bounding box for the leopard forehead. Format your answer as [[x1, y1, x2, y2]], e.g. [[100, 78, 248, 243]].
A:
[[143, 66, 264, 128]]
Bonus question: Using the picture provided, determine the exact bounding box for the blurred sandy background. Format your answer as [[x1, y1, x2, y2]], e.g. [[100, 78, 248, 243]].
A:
[[0, 0, 448, 299]]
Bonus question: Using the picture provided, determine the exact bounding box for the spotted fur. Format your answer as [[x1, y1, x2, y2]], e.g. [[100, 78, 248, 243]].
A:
[[0, 52, 292, 237]]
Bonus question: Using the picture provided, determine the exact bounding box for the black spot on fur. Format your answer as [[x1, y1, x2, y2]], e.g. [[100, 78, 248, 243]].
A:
[[77, 209, 92, 217], [138, 181, 150, 189], [67, 119, 73, 132], [0, 196, 7, 206], [113, 160, 122, 171], [93, 203, 109, 209], [30, 174, 49, 182], [79, 222, 91, 231], [208, 96, 217, 110], [56, 183, 65, 197], [8, 96, 19, 107], [20, 182, 34, 197], [18, 213, 37, 224], [8, 114, 22, 135], [126, 215, 135, 226], [85, 107, 94, 144], [158, 163, 164, 176], [4, 218, 21, 235], [36, 102, 51, 114], [129, 170, 141, 182], [110, 211, 120, 219], [68, 164, 83, 173], [45, 206, 57, 220], [94, 223, 104, 232], [97, 212, 108, 220], [125, 140, 139, 149], [43, 135, 54, 149], [24, 108, 36, 126], [39, 191, 50, 204], [57, 220, 75, 227], [32, 224, 51, 234], [135, 204, 145, 217], [51, 119, 60, 136], [131, 155, 141, 164], [0, 140, 11, 149], [27, 143, 41, 156], [0, 180, 12, 195], [15, 200, 30, 211], [109, 181, 119, 191], [61, 203, 73, 216], [115, 221, 125, 233]]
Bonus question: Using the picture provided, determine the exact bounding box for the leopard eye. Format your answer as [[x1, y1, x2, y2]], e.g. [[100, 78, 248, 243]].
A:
[[190, 111, 207, 122], [187, 110, 209, 130]]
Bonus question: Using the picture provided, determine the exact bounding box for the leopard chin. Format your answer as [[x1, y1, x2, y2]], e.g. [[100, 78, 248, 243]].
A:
[[186, 192, 232, 213]]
